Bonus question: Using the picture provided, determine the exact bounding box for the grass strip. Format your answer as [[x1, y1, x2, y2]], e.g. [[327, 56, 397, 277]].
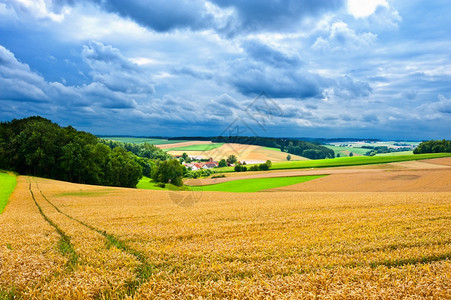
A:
[[215, 153, 451, 172], [199, 175, 326, 192], [35, 182, 156, 295], [28, 181, 78, 269], [0, 172, 17, 214]]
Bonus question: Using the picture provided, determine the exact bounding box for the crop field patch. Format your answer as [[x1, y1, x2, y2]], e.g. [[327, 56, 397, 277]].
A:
[[168, 143, 309, 162], [1, 175, 450, 298], [199, 175, 326, 192]]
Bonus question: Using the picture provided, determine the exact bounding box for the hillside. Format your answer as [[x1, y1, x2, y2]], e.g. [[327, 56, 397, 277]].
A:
[[1, 174, 449, 298]]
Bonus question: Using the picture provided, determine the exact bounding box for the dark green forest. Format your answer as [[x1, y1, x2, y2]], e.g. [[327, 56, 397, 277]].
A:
[[0, 117, 146, 188], [211, 136, 335, 159], [413, 140, 451, 154]]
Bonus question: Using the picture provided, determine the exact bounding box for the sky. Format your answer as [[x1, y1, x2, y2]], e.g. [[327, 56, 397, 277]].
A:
[[0, 0, 450, 140]]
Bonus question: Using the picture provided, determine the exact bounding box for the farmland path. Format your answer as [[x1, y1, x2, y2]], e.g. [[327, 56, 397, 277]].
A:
[[28, 177, 159, 296]]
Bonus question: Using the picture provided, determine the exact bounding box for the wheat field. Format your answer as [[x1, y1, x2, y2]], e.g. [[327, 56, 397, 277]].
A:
[[1, 175, 450, 299]]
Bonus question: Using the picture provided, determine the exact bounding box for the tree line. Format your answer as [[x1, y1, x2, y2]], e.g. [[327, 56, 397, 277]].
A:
[[413, 140, 451, 154], [0, 117, 143, 188]]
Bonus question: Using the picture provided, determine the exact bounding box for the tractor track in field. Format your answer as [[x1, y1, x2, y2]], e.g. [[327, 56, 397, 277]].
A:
[[30, 177, 158, 296], [28, 178, 79, 269]]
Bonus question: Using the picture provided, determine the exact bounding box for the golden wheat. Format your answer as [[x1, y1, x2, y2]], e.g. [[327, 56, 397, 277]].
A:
[[1, 176, 450, 298]]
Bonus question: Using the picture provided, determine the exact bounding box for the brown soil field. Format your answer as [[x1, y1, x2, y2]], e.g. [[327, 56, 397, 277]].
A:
[[156, 140, 212, 149], [270, 169, 451, 192], [169, 143, 308, 162], [421, 157, 451, 166], [1, 176, 450, 298]]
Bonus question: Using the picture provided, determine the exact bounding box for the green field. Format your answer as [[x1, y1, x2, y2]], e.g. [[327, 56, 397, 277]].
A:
[[99, 136, 189, 145], [215, 153, 451, 172], [0, 171, 17, 213], [137, 176, 190, 191], [373, 150, 413, 156], [324, 145, 369, 156], [262, 147, 282, 152], [199, 175, 326, 192], [164, 143, 224, 152]]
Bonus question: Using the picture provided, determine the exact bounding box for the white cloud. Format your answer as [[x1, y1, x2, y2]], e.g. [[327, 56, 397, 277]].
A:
[[347, 0, 387, 18], [312, 21, 377, 51], [10, 0, 70, 22]]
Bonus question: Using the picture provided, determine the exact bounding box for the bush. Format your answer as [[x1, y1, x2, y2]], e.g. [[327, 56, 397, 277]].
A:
[[211, 174, 226, 178], [249, 165, 259, 171], [234, 165, 247, 172], [258, 164, 269, 171]]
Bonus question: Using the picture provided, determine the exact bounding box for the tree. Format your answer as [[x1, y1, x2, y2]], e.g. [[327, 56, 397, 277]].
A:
[[265, 160, 272, 168], [0, 117, 143, 188], [151, 159, 184, 186], [218, 159, 227, 168], [181, 152, 191, 163], [227, 154, 237, 165], [349, 152, 353, 157], [414, 139, 451, 154], [286, 154, 291, 161]]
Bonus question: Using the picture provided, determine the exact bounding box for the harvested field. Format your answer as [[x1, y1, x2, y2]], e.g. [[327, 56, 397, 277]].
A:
[[168, 143, 308, 162], [270, 169, 451, 192], [422, 157, 451, 166], [1, 175, 450, 298], [156, 140, 212, 149]]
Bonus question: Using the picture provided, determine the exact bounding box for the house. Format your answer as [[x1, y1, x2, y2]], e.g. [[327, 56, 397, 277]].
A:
[[202, 162, 218, 169], [184, 163, 202, 171]]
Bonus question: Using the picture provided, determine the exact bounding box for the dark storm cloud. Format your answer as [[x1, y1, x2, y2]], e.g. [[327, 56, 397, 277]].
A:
[[82, 41, 155, 94], [1, 0, 451, 138], [242, 40, 301, 67], [334, 75, 372, 98], [211, 0, 345, 34], [229, 64, 322, 99], [97, 0, 213, 32]]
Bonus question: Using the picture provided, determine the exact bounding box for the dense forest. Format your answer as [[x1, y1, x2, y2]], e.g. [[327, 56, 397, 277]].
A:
[[211, 136, 335, 159], [0, 117, 144, 187], [413, 140, 451, 154]]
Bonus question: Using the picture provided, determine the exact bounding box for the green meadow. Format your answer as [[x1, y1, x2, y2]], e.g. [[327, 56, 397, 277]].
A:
[[199, 175, 326, 193], [0, 172, 17, 213], [324, 145, 369, 156], [137, 176, 190, 191]]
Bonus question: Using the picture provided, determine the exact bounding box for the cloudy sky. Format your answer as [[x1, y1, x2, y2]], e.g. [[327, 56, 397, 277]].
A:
[[1, 0, 450, 139]]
